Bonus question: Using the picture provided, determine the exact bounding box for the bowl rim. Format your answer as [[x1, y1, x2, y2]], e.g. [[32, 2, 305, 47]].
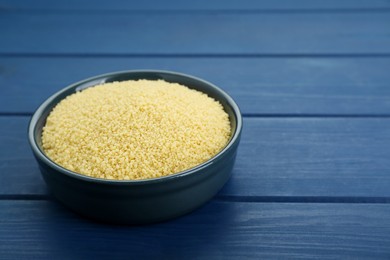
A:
[[28, 69, 242, 186]]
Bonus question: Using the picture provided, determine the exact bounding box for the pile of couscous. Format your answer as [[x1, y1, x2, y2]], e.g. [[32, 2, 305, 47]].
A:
[[42, 80, 231, 180]]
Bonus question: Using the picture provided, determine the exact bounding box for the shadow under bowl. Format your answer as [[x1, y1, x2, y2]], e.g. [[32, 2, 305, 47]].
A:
[[28, 70, 242, 224]]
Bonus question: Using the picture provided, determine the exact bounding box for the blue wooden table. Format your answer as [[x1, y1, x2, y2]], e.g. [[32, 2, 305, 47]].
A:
[[1, 1, 390, 258]]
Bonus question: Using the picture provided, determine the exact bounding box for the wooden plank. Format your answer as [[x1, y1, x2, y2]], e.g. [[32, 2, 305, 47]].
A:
[[1, 13, 389, 54], [0, 117, 47, 195], [0, 200, 389, 258], [3, 116, 390, 198], [2, 57, 390, 115], [1, 0, 390, 11]]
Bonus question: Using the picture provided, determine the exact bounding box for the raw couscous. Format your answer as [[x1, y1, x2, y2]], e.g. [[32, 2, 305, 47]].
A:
[[42, 79, 231, 180]]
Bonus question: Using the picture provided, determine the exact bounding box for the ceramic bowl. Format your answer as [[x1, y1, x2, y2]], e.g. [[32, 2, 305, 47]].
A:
[[28, 70, 242, 224]]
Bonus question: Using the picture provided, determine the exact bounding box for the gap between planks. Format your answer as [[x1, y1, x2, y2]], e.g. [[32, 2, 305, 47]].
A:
[[3, 53, 390, 58], [2, 8, 390, 15], [1, 195, 390, 204]]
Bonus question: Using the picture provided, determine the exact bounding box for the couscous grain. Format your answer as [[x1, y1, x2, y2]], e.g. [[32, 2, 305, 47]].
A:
[[42, 80, 231, 180]]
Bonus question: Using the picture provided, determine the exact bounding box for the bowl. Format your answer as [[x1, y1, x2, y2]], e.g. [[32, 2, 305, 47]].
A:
[[28, 70, 242, 224]]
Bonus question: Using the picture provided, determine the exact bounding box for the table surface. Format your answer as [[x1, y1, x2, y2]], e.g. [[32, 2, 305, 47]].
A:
[[1, 0, 390, 259]]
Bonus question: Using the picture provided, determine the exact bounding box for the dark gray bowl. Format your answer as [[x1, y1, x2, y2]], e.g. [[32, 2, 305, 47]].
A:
[[28, 70, 242, 224]]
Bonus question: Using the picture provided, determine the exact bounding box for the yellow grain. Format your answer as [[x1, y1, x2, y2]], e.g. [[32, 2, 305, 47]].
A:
[[42, 80, 231, 180]]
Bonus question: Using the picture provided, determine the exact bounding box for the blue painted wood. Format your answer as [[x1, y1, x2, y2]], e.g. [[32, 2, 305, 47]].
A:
[[0, 200, 389, 258], [2, 57, 390, 115], [3, 116, 390, 198], [1, 13, 389, 54], [1, 0, 389, 11], [1, 1, 389, 258]]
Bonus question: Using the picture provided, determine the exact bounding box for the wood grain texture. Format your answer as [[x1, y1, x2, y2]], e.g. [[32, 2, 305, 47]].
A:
[[0, 200, 389, 259], [3, 116, 390, 198], [2, 57, 390, 115], [1, 0, 390, 11], [1, 13, 389, 54], [2, 1, 390, 258]]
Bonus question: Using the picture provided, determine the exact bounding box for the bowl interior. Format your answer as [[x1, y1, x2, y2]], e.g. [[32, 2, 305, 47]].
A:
[[32, 71, 241, 181]]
